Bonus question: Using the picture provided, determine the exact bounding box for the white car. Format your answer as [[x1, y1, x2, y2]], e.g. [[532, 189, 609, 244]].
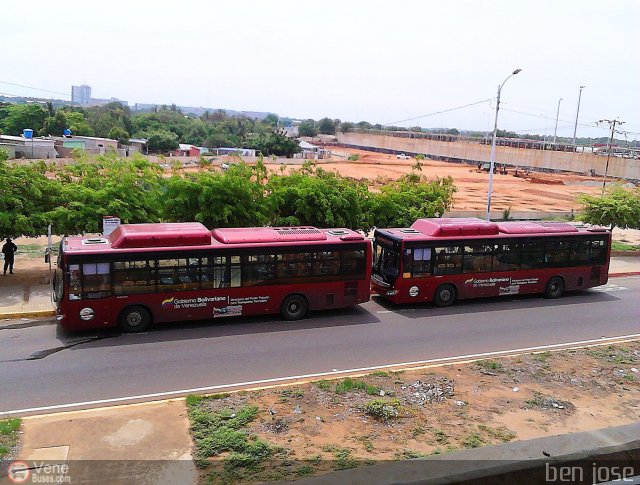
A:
[[396, 153, 410, 160]]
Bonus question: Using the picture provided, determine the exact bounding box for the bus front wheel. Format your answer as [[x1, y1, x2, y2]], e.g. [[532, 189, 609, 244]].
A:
[[544, 277, 565, 299], [281, 294, 308, 321], [434, 284, 456, 307], [119, 305, 152, 332]]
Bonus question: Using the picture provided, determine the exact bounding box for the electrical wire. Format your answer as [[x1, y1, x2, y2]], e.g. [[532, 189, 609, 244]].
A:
[[383, 99, 491, 126], [0, 80, 70, 98]]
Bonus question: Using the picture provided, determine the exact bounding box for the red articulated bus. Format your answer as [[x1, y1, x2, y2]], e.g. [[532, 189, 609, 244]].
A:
[[53, 222, 371, 332], [371, 218, 611, 306]]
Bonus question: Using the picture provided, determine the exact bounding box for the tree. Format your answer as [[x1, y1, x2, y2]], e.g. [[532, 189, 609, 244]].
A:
[[264, 114, 279, 126], [317, 117, 336, 135], [249, 129, 301, 158], [267, 165, 370, 230], [146, 130, 179, 152], [0, 103, 48, 136], [42, 111, 68, 136], [107, 127, 130, 145], [340, 121, 354, 133], [297, 120, 317, 137], [578, 187, 640, 230], [64, 111, 94, 136]]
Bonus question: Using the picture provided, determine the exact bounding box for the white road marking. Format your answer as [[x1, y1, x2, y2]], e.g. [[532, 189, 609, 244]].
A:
[[590, 284, 628, 292], [3, 333, 640, 417]]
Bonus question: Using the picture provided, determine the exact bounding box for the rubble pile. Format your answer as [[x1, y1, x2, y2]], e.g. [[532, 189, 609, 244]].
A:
[[401, 379, 455, 406]]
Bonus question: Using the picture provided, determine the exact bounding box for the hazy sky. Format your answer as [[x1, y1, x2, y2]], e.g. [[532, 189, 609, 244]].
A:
[[2, 0, 638, 138]]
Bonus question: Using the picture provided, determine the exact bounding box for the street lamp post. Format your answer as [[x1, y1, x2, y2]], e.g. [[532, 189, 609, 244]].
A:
[[485, 69, 522, 222], [572, 85, 585, 146], [553, 98, 563, 144]]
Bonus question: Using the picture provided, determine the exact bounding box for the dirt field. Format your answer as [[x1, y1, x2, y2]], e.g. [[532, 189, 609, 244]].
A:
[[188, 341, 640, 483], [264, 148, 607, 213]]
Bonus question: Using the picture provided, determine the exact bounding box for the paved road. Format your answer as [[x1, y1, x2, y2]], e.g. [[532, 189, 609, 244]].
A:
[[1, 277, 638, 415]]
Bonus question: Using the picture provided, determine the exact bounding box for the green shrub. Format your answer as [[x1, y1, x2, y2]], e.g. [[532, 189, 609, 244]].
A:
[[364, 398, 401, 421]]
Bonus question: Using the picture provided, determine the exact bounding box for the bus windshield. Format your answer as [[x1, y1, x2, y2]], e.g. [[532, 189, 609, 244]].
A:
[[373, 241, 400, 281]]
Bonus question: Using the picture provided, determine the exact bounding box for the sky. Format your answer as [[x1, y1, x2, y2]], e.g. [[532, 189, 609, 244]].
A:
[[1, 0, 639, 139]]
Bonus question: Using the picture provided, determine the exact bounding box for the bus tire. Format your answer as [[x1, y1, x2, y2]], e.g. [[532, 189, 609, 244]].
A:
[[281, 294, 308, 321], [434, 284, 456, 307], [119, 305, 152, 332], [544, 277, 565, 299]]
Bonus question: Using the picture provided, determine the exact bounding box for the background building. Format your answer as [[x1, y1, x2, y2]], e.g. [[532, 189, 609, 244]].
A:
[[71, 85, 91, 106]]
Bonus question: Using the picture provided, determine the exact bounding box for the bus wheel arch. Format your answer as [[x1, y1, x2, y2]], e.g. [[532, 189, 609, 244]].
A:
[[119, 305, 153, 332], [433, 284, 457, 307], [281, 294, 309, 321], [544, 277, 565, 299]]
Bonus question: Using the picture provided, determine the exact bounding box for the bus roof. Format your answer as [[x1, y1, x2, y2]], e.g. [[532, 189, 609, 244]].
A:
[[377, 218, 608, 242], [63, 223, 365, 254]]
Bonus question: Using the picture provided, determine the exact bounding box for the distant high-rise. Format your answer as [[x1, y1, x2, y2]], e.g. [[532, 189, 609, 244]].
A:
[[71, 85, 91, 105]]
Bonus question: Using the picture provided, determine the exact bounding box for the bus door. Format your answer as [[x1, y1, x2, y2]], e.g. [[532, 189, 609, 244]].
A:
[[68, 262, 115, 327]]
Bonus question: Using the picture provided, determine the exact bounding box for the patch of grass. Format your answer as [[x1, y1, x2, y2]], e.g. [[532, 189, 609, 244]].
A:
[[0, 418, 21, 459], [295, 465, 314, 477], [364, 398, 401, 421], [412, 425, 425, 438], [534, 351, 552, 362], [334, 378, 381, 396], [356, 436, 374, 452], [478, 425, 517, 443], [612, 241, 640, 252], [278, 387, 305, 402], [315, 380, 331, 391], [187, 398, 276, 476], [395, 449, 426, 459], [369, 371, 390, 378], [347, 154, 360, 161], [308, 454, 322, 465], [462, 432, 486, 449], [587, 346, 636, 365], [430, 428, 449, 444], [333, 447, 358, 471], [476, 360, 503, 372]]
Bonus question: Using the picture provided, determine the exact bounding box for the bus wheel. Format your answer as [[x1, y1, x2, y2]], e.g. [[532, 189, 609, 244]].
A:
[[544, 277, 565, 299], [434, 284, 456, 307], [119, 305, 152, 332], [281, 294, 308, 321]]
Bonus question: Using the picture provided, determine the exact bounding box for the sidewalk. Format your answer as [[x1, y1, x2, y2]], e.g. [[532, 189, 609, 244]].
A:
[[7, 401, 197, 485], [0, 257, 638, 321]]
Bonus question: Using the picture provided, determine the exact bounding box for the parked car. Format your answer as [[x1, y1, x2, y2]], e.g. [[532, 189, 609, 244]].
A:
[[396, 153, 410, 160]]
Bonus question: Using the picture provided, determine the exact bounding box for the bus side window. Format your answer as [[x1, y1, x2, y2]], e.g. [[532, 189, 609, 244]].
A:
[[69, 264, 81, 300], [230, 256, 241, 288], [411, 247, 431, 278], [82, 262, 111, 299]]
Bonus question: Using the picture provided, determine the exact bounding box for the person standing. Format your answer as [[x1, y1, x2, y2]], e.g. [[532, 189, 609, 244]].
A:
[[2, 238, 17, 275]]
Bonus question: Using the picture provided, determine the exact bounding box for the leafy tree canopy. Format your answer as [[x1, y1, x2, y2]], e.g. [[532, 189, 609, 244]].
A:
[[579, 186, 640, 230]]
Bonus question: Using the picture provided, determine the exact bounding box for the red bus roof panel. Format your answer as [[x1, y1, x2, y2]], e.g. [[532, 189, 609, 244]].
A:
[[212, 227, 329, 244], [411, 218, 499, 237], [497, 222, 578, 234], [108, 222, 212, 249]]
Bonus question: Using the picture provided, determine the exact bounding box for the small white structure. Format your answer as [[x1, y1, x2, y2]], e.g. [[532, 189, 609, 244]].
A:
[[298, 140, 330, 160]]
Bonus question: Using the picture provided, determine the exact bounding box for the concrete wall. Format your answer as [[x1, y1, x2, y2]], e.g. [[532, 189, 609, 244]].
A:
[[337, 132, 640, 181]]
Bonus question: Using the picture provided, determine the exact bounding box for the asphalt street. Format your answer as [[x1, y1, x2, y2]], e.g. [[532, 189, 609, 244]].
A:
[[1, 277, 638, 415]]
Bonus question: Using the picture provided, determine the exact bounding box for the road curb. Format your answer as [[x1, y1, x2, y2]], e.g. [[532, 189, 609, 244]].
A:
[[0, 309, 55, 320], [609, 272, 640, 278]]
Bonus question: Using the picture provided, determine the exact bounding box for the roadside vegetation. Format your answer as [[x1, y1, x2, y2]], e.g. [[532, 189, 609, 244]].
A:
[[185, 342, 639, 484], [0, 149, 456, 237], [0, 418, 21, 459]]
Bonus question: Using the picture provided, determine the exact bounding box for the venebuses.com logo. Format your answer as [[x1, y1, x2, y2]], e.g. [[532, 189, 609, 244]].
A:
[[6, 461, 71, 483]]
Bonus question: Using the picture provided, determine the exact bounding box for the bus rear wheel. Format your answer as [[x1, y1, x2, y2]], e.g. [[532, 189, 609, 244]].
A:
[[281, 294, 308, 321], [434, 284, 456, 307], [119, 305, 152, 332], [544, 277, 565, 299]]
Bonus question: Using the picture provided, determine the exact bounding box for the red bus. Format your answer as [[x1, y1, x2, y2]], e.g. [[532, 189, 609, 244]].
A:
[[371, 218, 610, 306], [52, 222, 371, 332]]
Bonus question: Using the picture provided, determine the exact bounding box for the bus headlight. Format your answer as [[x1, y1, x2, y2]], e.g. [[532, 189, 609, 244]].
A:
[[386, 290, 398, 296], [79, 308, 95, 321]]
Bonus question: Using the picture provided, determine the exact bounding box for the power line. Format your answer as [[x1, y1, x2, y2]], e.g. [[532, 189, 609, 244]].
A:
[[383, 99, 491, 126], [0, 80, 70, 98], [499, 107, 607, 130]]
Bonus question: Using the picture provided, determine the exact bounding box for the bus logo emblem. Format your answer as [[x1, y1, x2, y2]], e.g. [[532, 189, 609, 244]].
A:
[[161, 297, 175, 308], [409, 286, 419, 297]]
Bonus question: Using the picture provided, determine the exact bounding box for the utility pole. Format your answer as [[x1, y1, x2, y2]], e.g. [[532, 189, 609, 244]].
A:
[[598, 118, 625, 193], [572, 85, 585, 146], [553, 98, 562, 144]]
